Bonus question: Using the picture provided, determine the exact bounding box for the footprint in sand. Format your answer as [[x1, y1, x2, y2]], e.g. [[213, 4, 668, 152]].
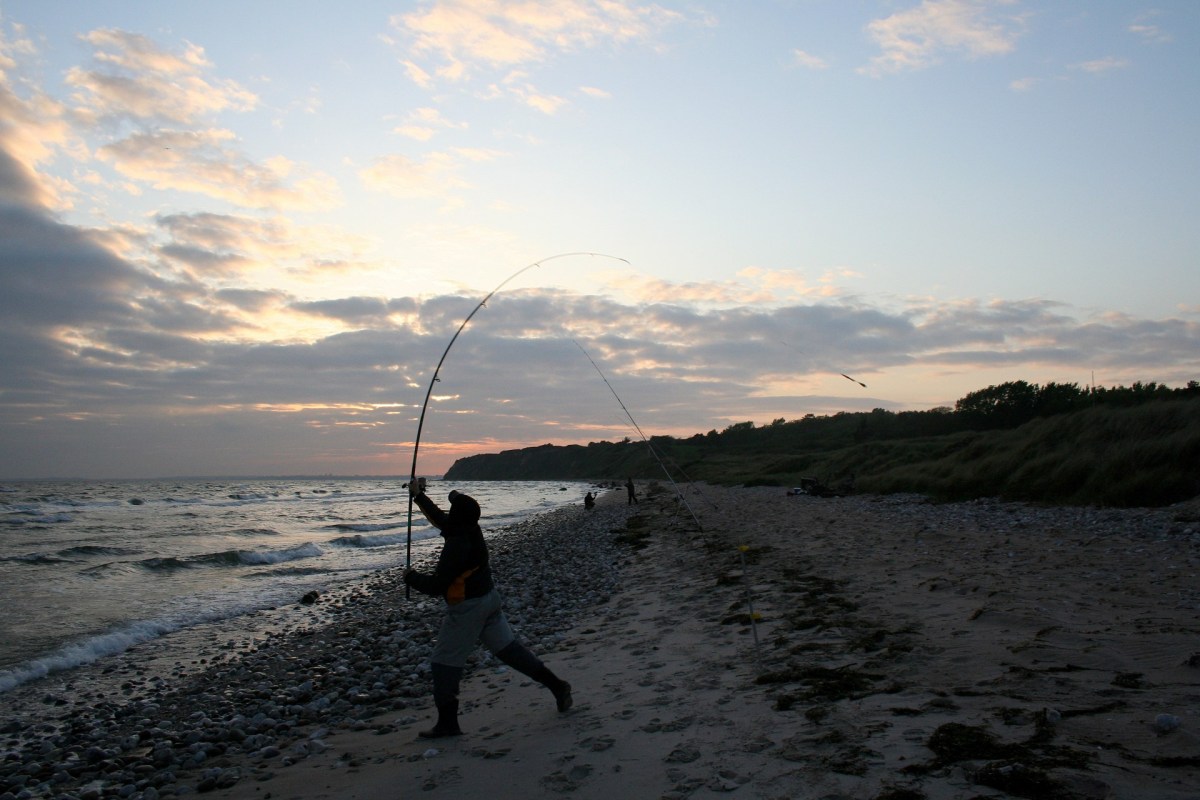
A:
[[421, 766, 463, 791], [641, 715, 694, 733], [664, 746, 701, 763], [612, 708, 638, 720], [540, 763, 594, 793], [470, 747, 510, 759], [579, 735, 615, 751]]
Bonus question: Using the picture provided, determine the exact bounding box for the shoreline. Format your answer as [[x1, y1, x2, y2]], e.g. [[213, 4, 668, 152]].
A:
[[0, 493, 631, 798], [2, 485, 1198, 799]]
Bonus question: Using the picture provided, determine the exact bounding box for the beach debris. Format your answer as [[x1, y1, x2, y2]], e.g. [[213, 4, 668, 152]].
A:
[[792, 476, 838, 498], [422, 747, 440, 759], [1153, 713, 1181, 734], [299, 590, 320, 605]]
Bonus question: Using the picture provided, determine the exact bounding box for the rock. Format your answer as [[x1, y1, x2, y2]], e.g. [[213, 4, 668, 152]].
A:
[[1153, 713, 1180, 734]]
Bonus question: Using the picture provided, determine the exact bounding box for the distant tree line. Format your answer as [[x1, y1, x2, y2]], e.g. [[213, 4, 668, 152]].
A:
[[701, 379, 1200, 449], [444, 379, 1199, 483], [953, 379, 1200, 429]]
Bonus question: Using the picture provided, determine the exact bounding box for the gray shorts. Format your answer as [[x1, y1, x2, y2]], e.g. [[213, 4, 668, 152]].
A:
[[431, 588, 516, 668]]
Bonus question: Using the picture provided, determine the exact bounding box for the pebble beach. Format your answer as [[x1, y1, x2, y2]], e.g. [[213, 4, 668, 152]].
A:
[[2, 484, 1198, 799]]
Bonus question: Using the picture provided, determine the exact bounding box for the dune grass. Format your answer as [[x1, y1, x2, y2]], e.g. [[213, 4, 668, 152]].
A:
[[829, 400, 1200, 506]]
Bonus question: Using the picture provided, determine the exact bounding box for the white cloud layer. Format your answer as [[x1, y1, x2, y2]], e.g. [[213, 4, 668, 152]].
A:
[[1, 188, 1196, 477]]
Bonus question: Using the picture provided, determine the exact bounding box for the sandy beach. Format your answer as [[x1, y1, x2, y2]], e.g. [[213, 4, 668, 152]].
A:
[[3, 483, 1198, 800]]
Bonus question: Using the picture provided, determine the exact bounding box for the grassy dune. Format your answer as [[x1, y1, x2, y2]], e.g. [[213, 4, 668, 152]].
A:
[[742, 399, 1200, 507]]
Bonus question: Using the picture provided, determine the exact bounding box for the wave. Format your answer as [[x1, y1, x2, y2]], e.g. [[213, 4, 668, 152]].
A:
[[242, 565, 332, 578], [226, 527, 282, 537], [326, 522, 404, 533], [226, 492, 276, 501], [0, 618, 182, 693], [233, 543, 323, 565], [57, 545, 142, 557], [1, 552, 70, 565], [1, 512, 73, 526], [84, 543, 325, 576], [328, 531, 407, 548]]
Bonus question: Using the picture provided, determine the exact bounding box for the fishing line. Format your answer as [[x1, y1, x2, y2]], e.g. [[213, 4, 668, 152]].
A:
[[572, 339, 704, 531], [779, 340, 867, 388], [647, 439, 720, 511], [405, 252, 630, 597], [603, 408, 718, 512]]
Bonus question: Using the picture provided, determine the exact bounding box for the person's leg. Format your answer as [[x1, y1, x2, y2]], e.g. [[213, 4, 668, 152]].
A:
[[477, 590, 573, 711], [421, 597, 490, 737], [493, 639, 573, 712], [420, 662, 464, 738]]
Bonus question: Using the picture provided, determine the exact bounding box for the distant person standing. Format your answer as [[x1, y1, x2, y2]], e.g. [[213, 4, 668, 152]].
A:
[[404, 483, 573, 738], [584, 491, 595, 510], [626, 477, 638, 505]]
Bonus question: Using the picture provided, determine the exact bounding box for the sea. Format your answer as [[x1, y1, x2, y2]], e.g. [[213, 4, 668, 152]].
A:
[[0, 477, 594, 694]]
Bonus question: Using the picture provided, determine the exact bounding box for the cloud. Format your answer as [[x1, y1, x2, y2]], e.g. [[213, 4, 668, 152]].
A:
[[0, 24, 81, 209], [1129, 11, 1172, 45], [0, 201, 145, 331], [154, 211, 370, 279], [395, 0, 682, 73], [359, 147, 504, 202], [593, 266, 849, 307], [1, 27, 340, 213], [96, 128, 342, 210], [67, 28, 257, 125], [511, 84, 567, 114], [860, 0, 1025, 77], [292, 296, 418, 326], [2, 197, 1198, 477], [389, 0, 685, 112], [1071, 56, 1130, 75], [393, 106, 469, 141], [792, 49, 828, 70]]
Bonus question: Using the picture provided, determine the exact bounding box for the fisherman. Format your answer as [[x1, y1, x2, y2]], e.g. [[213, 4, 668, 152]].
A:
[[404, 482, 573, 738], [626, 477, 638, 505], [584, 491, 595, 510]]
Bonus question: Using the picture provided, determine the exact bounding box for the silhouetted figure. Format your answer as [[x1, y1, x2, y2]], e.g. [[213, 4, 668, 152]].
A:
[[626, 477, 638, 505], [405, 485, 573, 738], [584, 491, 595, 510]]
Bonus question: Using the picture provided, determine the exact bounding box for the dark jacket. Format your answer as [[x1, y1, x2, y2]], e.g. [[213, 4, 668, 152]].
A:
[[404, 492, 494, 604]]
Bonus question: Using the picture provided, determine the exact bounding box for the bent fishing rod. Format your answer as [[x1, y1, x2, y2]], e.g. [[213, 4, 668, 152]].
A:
[[404, 253, 629, 597], [572, 339, 704, 531]]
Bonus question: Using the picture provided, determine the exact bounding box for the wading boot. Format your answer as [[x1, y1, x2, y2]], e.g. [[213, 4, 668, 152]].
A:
[[419, 663, 464, 738], [496, 641, 573, 712]]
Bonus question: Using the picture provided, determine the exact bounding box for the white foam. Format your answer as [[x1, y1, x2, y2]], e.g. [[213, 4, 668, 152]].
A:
[[237, 542, 324, 565], [0, 618, 179, 692]]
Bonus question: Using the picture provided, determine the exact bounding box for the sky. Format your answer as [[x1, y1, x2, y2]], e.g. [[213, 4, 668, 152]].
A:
[[0, 0, 1197, 479]]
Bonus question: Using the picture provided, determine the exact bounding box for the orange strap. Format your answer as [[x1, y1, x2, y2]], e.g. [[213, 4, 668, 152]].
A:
[[446, 566, 480, 605]]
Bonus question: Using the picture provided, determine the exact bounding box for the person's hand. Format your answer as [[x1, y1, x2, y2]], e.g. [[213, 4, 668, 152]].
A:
[[408, 477, 426, 497]]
